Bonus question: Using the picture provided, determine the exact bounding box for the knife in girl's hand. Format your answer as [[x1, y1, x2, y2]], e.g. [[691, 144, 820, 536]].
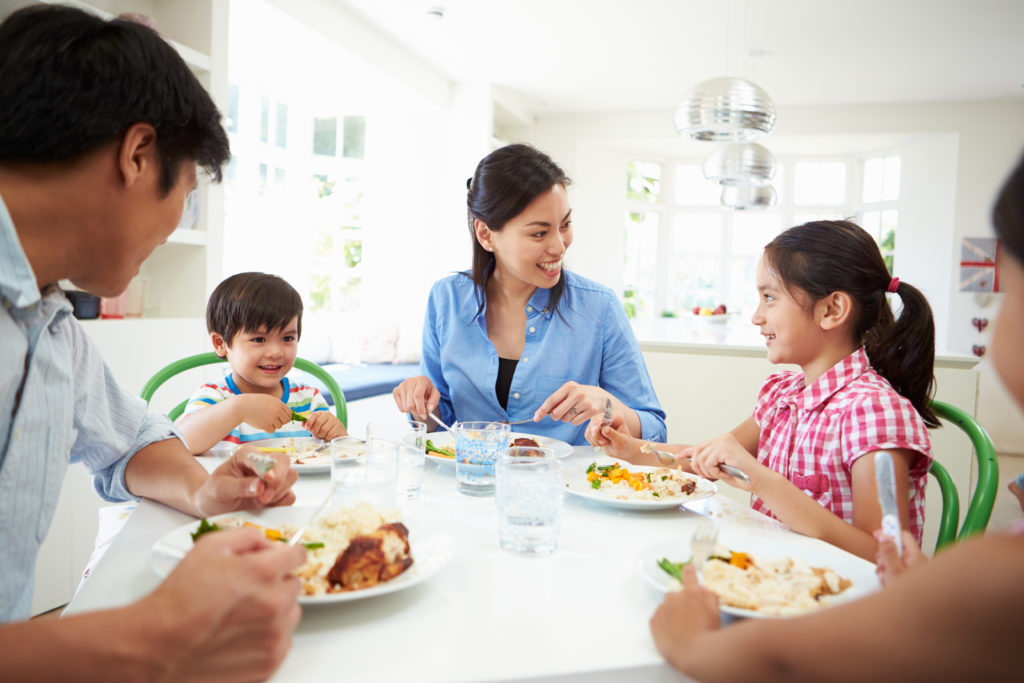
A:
[[874, 451, 903, 556]]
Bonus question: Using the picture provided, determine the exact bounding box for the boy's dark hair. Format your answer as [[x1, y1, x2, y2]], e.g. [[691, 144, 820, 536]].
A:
[[207, 273, 303, 348], [466, 143, 572, 318], [0, 5, 229, 194], [764, 220, 938, 428], [994, 152, 1024, 263]]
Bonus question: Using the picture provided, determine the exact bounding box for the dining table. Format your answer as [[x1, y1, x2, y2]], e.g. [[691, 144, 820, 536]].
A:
[[63, 447, 879, 682]]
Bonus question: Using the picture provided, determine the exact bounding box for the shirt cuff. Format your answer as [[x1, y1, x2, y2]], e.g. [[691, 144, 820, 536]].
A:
[[92, 413, 186, 503], [636, 410, 668, 443]]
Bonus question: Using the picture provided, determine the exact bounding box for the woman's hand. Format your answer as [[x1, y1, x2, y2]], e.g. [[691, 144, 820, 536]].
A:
[[874, 529, 928, 587], [236, 394, 292, 433], [687, 433, 762, 491], [649, 563, 721, 671], [305, 411, 347, 441], [392, 375, 440, 422], [535, 381, 609, 425], [194, 449, 298, 514]]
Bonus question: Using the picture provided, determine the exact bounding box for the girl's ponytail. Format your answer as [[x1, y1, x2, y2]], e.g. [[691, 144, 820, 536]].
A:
[[864, 280, 939, 428], [764, 220, 938, 428]]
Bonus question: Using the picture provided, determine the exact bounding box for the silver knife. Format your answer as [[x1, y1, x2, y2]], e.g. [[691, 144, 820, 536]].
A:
[[874, 451, 903, 556], [601, 397, 614, 427]]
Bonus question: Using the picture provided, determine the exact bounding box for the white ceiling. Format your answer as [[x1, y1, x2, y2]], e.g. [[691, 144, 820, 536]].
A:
[[339, 0, 1024, 117]]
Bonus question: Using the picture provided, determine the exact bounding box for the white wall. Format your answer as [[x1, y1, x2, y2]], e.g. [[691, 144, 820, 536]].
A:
[[515, 99, 1024, 452]]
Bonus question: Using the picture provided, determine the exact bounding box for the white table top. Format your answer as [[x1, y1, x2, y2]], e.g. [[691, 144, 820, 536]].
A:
[[65, 448, 875, 682]]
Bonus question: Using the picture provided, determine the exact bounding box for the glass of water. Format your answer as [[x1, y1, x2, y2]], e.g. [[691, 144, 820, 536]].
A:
[[330, 435, 367, 503], [495, 447, 564, 556], [454, 421, 510, 496], [366, 420, 427, 502]]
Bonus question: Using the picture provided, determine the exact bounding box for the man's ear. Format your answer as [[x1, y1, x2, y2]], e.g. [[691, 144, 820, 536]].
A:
[[118, 122, 159, 189], [818, 291, 855, 331], [210, 332, 229, 358], [474, 219, 493, 252]]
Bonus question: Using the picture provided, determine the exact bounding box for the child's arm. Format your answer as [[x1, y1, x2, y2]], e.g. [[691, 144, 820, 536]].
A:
[[651, 533, 1024, 682], [178, 394, 292, 454]]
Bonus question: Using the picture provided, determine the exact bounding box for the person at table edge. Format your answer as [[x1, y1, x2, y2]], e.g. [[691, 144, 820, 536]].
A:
[[0, 6, 303, 680], [393, 144, 666, 446]]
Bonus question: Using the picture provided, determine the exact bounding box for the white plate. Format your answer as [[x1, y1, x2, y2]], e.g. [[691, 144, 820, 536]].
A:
[[634, 530, 879, 618], [564, 459, 717, 510], [242, 437, 359, 474], [424, 431, 573, 466], [150, 506, 454, 605]]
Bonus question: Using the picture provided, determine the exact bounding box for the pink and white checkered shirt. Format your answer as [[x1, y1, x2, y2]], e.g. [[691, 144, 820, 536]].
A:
[[751, 347, 932, 541]]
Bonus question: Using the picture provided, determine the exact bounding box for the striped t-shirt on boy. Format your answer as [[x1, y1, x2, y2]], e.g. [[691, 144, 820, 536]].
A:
[[183, 374, 329, 444]]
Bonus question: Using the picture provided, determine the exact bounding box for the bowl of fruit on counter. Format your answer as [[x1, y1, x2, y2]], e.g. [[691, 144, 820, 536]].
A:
[[692, 304, 731, 323]]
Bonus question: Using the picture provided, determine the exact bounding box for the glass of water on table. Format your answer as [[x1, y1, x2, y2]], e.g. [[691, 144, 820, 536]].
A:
[[454, 421, 510, 496], [495, 446, 564, 556]]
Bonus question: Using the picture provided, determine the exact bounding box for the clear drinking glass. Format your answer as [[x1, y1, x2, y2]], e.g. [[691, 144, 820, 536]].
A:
[[366, 420, 427, 502], [454, 421, 510, 496], [495, 447, 564, 556], [330, 435, 367, 503]]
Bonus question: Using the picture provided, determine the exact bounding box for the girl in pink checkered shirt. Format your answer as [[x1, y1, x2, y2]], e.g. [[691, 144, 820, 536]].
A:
[[604, 220, 936, 562], [644, 151, 1024, 683]]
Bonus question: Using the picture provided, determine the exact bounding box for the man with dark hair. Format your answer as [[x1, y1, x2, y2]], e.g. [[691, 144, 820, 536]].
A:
[[0, 6, 304, 679]]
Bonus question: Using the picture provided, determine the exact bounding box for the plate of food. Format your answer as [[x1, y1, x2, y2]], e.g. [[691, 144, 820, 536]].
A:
[[238, 436, 362, 474], [150, 503, 454, 604], [635, 530, 878, 617], [563, 458, 717, 510], [424, 432, 573, 466]]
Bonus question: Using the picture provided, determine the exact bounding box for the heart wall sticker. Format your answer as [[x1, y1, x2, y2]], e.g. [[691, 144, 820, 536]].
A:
[[971, 317, 989, 332]]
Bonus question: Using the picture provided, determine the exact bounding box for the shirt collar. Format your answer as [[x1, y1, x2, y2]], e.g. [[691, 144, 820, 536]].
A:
[[796, 347, 871, 411], [0, 193, 43, 310], [526, 285, 554, 319], [225, 373, 291, 404]]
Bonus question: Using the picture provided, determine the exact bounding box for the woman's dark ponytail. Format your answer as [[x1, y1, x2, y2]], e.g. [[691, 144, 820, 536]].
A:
[[764, 220, 938, 428]]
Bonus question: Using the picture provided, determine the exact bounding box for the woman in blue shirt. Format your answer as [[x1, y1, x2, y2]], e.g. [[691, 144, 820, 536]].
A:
[[393, 144, 666, 446]]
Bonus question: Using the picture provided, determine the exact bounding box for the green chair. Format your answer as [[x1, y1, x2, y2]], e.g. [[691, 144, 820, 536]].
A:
[[140, 351, 347, 427], [928, 399, 999, 550]]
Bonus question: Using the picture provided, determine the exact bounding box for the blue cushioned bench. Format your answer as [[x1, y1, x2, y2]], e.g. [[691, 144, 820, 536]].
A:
[[290, 362, 420, 404]]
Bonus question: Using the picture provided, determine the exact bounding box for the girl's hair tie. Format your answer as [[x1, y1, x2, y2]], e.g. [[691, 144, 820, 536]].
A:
[[886, 276, 900, 293]]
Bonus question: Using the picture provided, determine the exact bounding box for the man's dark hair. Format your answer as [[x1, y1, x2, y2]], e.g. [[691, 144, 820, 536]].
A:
[[0, 4, 229, 194], [207, 273, 303, 348]]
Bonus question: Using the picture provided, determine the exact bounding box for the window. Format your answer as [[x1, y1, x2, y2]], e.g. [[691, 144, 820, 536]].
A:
[[623, 154, 895, 319]]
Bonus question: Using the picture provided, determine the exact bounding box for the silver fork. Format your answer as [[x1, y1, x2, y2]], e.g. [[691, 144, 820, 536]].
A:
[[690, 521, 719, 573]]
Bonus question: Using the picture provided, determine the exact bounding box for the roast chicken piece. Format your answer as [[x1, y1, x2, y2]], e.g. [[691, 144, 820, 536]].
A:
[[327, 522, 413, 591]]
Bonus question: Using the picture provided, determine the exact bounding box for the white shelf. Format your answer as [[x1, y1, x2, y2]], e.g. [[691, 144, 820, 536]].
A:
[[165, 228, 207, 246]]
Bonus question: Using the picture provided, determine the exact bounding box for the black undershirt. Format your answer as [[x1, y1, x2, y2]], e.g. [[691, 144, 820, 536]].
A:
[[495, 357, 519, 410]]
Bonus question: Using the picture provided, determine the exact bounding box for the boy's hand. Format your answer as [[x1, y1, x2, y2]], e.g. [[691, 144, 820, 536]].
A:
[[236, 394, 292, 433], [305, 411, 347, 441]]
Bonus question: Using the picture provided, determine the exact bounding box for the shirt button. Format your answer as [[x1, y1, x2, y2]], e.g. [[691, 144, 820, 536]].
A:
[[529, 326, 536, 333], [513, 392, 520, 399], [526, 306, 533, 312], [522, 357, 528, 362]]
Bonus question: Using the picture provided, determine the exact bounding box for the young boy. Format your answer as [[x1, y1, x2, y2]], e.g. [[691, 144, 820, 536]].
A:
[[178, 272, 347, 453]]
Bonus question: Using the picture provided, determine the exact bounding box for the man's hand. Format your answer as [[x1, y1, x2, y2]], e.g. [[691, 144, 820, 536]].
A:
[[305, 411, 347, 441], [649, 564, 721, 671], [192, 449, 297, 516], [141, 527, 305, 681]]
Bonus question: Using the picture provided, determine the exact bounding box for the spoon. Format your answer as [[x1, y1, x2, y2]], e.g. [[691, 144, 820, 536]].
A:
[[640, 442, 751, 485]]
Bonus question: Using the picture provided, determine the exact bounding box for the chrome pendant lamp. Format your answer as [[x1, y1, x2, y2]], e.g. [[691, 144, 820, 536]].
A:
[[721, 183, 777, 210], [673, 77, 776, 142], [703, 142, 776, 186]]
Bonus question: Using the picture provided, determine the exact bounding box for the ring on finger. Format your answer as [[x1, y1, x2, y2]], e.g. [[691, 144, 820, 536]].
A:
[[568, 407, 580, 417]]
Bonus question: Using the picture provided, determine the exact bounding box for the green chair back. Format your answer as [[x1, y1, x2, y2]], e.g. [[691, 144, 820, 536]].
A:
[[140, 351, 347, 427], [928, 399, 998, 550]]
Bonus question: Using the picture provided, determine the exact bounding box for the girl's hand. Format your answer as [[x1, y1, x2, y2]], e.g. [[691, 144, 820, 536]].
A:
[[236, 394, 292, 433], [392, 375, 440, 422], [305, 411, 347, 441], [874, 529, 928, 587], [649, 564, 721, 670], [688, 433, 761, 491], [590, 424, 646, 463]]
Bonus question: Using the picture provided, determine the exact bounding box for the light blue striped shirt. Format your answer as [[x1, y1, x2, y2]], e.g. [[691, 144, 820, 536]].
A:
[[421, 271, 667, 445], [0, 195, 182, 621]]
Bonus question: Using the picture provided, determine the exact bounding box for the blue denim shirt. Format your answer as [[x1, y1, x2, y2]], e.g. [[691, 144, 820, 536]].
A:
[[0, 194, 181, 621], [420, 271, 666, 445]]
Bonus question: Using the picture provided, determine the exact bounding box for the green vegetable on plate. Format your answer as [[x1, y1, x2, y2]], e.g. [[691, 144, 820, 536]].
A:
[[190, 518, 220, 543], [657, 557, 690, 582]]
